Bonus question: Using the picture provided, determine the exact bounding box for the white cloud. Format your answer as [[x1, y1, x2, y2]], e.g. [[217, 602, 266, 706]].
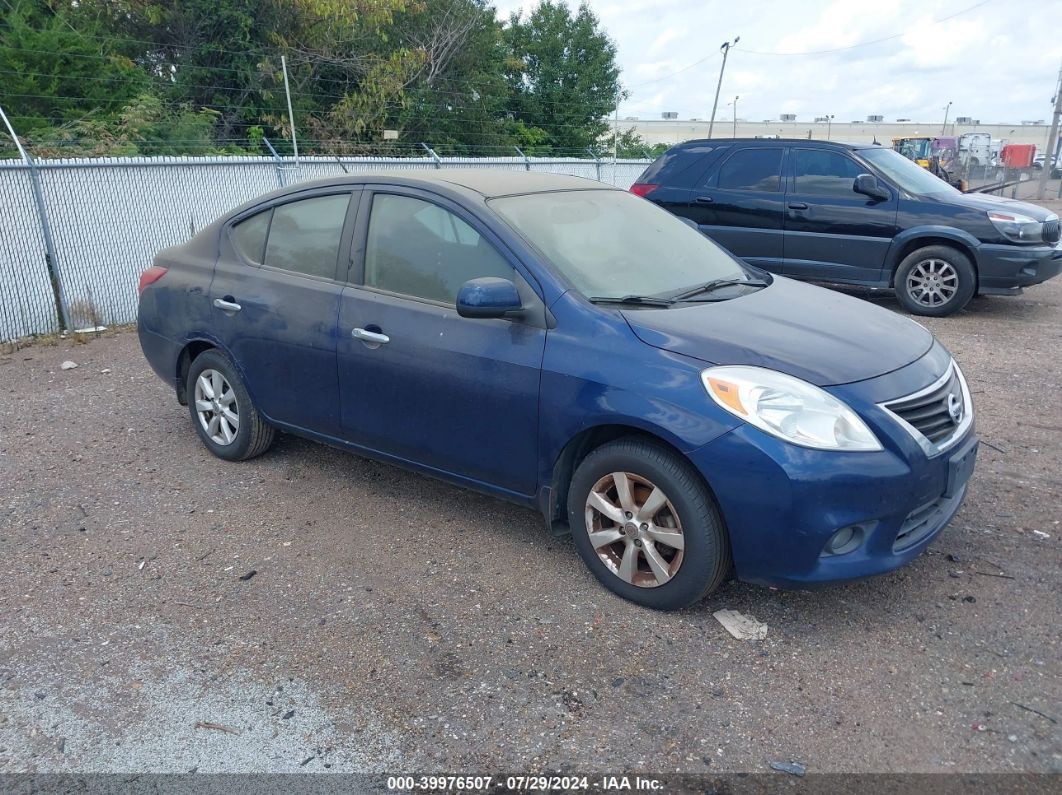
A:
[[495, 0, 1062, 124]]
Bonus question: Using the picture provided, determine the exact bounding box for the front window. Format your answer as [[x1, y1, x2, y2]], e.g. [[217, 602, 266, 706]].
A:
[[490, 190, 747, 301], [860, 148, 959, 197]]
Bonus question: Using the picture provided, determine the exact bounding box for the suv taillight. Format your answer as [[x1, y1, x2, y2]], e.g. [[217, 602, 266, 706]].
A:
[[629, 183, 659, 198], [138, 265, 168, 296]]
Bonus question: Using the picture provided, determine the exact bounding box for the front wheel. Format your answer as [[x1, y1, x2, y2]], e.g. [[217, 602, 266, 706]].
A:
[[894, 245, 976, 317], [186, 349, 275, 461], [567, 438, 731, 610]]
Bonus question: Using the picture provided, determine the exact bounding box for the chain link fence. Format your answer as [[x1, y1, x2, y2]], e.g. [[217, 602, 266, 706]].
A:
[[0, 153, 651, 343]]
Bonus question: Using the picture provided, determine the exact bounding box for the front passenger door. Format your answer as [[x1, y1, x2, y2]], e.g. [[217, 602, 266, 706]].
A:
[[783, 148, 898, 282], [336, 189, 546, 496]]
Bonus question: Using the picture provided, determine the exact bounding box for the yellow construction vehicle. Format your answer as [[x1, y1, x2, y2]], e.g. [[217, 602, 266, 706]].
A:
[[892, 136, 932, 168]]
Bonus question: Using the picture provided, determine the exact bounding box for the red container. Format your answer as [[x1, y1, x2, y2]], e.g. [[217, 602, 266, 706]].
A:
[[1000, 143, 1036, 169]]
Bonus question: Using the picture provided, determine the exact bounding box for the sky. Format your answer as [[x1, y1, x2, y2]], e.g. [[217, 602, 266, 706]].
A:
[[493, 0, 1062, 125]]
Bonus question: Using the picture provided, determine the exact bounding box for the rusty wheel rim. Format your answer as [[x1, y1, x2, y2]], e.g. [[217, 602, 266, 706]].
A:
[[584, 471, 685, 588]]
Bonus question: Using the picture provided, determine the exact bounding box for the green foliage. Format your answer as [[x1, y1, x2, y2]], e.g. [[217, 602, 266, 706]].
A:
[[504, 1, 624, 152], [0, 0, 626, 158], [0, 0, 148, 132]]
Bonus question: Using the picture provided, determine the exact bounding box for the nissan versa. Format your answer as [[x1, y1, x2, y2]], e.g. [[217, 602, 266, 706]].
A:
[[138, 171, 978, 610]]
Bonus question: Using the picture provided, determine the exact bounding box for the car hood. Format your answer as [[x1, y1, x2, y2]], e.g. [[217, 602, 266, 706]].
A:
[[622, 277, 934, 386], [936, 190, 1056, 221]]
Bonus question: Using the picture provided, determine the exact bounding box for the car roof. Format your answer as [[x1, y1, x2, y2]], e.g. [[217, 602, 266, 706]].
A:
[[673, 138, 882, 151], [218, 169, 617, 223]]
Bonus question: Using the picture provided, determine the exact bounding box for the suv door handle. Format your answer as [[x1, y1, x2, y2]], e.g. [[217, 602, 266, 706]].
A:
[[692, 195, 714, 204], [213, 298, 242, 312], [352, 327, 389, 345], [787, 202, 809, 210]]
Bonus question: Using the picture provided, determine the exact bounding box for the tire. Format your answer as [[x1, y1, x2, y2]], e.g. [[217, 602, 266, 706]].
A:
[[186, 349, 275, 461], [894, 245, 976, 317], [567, 437, 731, 610]]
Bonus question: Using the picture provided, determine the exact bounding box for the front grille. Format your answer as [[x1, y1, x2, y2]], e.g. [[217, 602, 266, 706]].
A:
[[884, 367, 966, 445], [1044, 217, 1060, 244], [894, 489, 964, 552]]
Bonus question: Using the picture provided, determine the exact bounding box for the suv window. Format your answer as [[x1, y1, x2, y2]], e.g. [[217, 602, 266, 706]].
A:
[[716, 148, 783, 191], [639, 144, 730, 188], [262, 194, 351, 279], [793, 149, 865, 195], [364, 194, 514, 304], [231, 210, 270, 264]]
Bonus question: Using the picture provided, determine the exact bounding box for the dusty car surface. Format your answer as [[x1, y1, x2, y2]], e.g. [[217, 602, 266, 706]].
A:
[[138, 170, 977, 610]]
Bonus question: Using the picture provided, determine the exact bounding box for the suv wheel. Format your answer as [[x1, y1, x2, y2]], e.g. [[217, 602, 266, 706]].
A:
[[894, 245, 976, 317], [186, 349, 275, 461], [567, 438, 731, 610]]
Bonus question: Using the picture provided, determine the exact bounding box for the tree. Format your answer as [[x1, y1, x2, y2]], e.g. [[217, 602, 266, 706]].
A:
[[503, 1, 623, 153], [0, 0, 148, 134]]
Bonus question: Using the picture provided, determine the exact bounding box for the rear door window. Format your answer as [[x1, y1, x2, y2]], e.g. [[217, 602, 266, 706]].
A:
[[716, 148, 783, 191], [262, 194, 351, 279], [793, 149, 865, 195]]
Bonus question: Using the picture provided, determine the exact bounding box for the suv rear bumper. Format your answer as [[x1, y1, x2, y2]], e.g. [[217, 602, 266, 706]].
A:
[[975, 241, 1062, 294]]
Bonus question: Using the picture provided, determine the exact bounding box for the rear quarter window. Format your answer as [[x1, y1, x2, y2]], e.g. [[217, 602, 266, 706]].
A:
[[231, 211, 271, 264], [639, 144, 730, 188]]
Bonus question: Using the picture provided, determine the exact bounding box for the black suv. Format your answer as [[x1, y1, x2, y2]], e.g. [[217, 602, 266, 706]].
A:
[[632, 139, 1061, 316]]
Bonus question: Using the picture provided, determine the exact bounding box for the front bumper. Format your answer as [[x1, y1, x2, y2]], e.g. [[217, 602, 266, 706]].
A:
[[975, 240, 1062, 294], [688, 349, 977, 589]]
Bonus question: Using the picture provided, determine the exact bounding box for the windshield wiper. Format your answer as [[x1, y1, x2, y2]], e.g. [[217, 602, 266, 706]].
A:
[[588, 294, 675, 307], [669, 277, 768, 302]]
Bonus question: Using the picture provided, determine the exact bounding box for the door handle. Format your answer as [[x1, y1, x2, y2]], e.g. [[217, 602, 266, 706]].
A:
[[787, 202, 809, 210], [352, 327, 389, 345], [213, 298, 242, 312], [692, 195, 714, 204]]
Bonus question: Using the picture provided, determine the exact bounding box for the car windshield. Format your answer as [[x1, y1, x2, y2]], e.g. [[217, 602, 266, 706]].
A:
[[860, 147, 960, 196], [489, 189, 748, 301]]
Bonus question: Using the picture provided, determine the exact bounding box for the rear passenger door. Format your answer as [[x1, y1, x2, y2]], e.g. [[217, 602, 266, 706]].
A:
[[683, 146, 786, 272], [783, 148, 898, 282], [210, 189, 359, 435]]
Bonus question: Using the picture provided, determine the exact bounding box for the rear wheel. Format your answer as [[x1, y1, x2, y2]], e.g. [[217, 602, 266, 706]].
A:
[[567, 438, 731, 610], [894, 245, 976, 317], [186, 349, 274, 461]]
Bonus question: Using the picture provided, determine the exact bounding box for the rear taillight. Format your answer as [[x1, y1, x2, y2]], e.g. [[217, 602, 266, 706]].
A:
[[138, 265, 168, 296], [629, 182, 659, 198]]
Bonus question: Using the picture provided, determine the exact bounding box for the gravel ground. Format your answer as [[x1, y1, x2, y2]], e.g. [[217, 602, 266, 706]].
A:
[[1, 271, 1060, 778]]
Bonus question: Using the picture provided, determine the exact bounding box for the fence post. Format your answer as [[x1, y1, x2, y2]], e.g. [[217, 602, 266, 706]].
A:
[[262, 136, 287, 187], [515, 146, 531, 171], [0, 104, 72, 331], [587, 149, 602, 182], [420, 142, 442, 168]]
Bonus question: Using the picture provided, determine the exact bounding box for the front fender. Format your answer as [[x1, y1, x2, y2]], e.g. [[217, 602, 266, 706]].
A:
[[884, 225, 981, 273]]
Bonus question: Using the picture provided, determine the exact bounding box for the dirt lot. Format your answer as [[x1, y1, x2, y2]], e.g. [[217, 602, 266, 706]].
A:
[[1, 270, 1060, 778]]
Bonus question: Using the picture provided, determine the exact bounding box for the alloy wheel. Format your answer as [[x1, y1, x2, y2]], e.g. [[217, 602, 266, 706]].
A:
[[584, 471, 685, 588], [194, 368, 239, 445], [906, 259, 959, 308]]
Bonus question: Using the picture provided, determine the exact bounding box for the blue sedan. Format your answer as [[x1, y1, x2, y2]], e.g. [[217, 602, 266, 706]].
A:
[[137, 171, 977, 610]]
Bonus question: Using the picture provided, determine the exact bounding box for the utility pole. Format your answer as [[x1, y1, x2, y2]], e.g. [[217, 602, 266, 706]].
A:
[[1037, 58, 1062, 200], [826, 114, 834, 140], [281, 55, 299, 165], [732, 95, 739, 138], [941, 101, 952, 135], [707, 37, 739, 139]]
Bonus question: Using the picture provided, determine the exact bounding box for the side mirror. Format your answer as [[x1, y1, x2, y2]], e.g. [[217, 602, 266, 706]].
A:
[[456, 277, 522, 319], [854, 173, 889, 201]]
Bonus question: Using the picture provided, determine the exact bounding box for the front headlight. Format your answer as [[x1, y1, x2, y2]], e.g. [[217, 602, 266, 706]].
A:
[[702, 366, 882, 452], [987, 210, 1043, 243]]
